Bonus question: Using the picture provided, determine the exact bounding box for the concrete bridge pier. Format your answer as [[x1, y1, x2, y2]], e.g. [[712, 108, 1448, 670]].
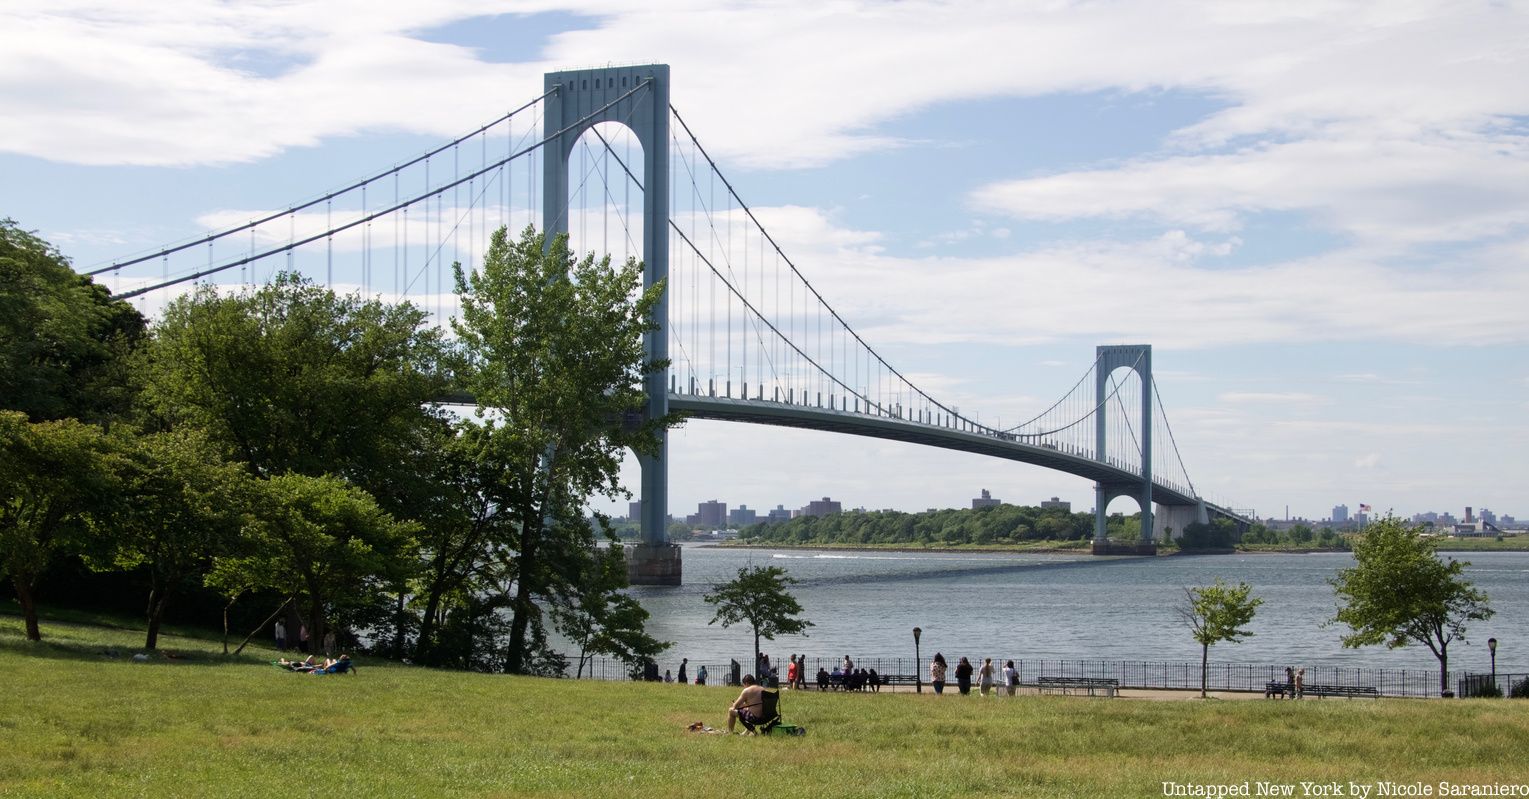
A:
[[1152, 501, 1208, 541], [1092, 482, 1157, 556]]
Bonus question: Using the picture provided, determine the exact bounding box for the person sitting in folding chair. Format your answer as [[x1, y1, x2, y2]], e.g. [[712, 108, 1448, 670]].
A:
[[726, 674, 779, 734]]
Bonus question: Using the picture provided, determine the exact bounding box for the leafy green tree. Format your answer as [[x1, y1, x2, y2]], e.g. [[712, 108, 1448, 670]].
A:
[[407, 419, 518, 666], [1331, 517, 1492, 696], [1178, 579, 1262, 697], [95, 429, 252, 650], [142, 272, 448, 492], [0, 411, 115, 640], [209, 473, 418, 654], [451, 225, 674, 674], [552, 543, 670, 678], [0, 219, 146, 424], [704, 565, 814, 671]]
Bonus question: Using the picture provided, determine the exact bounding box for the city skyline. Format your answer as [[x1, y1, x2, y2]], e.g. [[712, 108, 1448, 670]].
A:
[[2, 2, 1525, 521]]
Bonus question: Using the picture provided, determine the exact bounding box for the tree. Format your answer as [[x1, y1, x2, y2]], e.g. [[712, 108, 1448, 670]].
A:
[[1331, 517, 1492, 696], [0, 219, 146, 424], [210, 473, 418, 655], [704, 565, 814, 674], [0, 411, 115, 640], [552, 543, 670, 678], [1178, 578, 1262, 698], [451, 225, 675, 674], [142, 272, 449, 495], [96, 430, 252, 650]]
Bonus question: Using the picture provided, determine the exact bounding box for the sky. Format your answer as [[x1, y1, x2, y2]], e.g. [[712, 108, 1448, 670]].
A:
[[2, 0, 1526, 523]]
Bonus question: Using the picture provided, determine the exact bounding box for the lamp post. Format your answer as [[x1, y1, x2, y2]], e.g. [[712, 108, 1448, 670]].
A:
[[913, 627, 923, 694], [1488, 637, 1498, 692]]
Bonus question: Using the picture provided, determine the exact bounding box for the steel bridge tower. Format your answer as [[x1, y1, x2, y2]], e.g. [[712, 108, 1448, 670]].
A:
[[542, 65, 680, 585], [1092, 344, 1157, 555]]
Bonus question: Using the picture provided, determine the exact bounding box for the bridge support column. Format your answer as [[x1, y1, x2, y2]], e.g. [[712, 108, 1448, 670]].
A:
[[542, 65, 679, 585], [1153, 502, 1208, 541], [1093, 482, 1158, 556]]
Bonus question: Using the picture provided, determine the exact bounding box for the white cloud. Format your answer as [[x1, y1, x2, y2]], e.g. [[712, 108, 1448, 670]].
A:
[[1353, 453, 1381, 469], [1218, 392, 1325, 405]]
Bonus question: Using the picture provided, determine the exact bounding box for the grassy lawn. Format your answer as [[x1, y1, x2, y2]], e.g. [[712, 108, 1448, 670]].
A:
[[3, 610, 1526, 798]]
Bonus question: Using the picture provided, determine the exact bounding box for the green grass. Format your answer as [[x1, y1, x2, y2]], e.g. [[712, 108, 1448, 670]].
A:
[[3, 610, 1527, 798]]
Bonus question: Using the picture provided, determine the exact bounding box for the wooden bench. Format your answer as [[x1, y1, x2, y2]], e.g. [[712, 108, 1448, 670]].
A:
[[877, 674, 920, 688], [1265, 681, 1291, 698], [1302, 684, 1379, 699], [1037, 676, 1119, 697]]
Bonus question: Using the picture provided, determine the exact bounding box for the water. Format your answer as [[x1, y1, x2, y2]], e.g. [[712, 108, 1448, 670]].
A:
[[627, 545, 1529, 676]]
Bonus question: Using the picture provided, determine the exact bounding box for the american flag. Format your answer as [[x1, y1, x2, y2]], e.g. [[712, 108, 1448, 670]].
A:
[[1359, 503, 1372, 512]]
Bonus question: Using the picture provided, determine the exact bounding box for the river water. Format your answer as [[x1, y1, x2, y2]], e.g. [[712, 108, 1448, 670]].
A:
[[625, 545, 1528, 677]]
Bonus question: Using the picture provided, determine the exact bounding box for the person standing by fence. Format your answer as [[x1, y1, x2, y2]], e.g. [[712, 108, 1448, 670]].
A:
[[978, 658, 995, 696], [931, 653, 948, 695], [955, 657, 974, 695], [1002, 660, 1019, 696], [678, 658, 688, 685]]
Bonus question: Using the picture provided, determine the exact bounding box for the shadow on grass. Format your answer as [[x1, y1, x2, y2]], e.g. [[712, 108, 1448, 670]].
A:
[[0, 606, 269, 669]]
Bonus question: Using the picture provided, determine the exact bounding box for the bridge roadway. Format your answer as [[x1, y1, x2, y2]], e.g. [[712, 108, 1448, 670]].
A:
[[668, 393, 1248, 525]]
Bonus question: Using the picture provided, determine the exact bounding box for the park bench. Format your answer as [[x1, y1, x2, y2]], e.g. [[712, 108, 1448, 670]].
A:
[[1302, 684, 1379, 698], [1036, 676, 1119, 697], [1265, 681, 1377, 699], [876, 674, 920, 688]]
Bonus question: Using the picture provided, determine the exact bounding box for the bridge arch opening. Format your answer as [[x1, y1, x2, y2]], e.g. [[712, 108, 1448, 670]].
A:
[[563, 122, 646, 265]]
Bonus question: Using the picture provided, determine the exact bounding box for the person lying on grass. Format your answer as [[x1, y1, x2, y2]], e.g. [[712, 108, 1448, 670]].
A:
[[310, 654, 353, 675], [278, 656, 318, 672], [726, 674, 764, 734]]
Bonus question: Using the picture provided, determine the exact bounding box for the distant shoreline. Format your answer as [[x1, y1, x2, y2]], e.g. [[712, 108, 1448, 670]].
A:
[[704, 540, 1529, 555]]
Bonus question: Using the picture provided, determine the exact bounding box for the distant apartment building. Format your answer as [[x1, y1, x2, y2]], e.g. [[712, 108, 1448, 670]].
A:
[[686, 499, 727, 528], [728, 505, 758, 527], [801, 497, 842, 518], [972, 489, 1001, 509], [766, 504, 793, 524], [1332, 504, 1349, 524], [1481, 508, 1497, 525], [628, 501, 643, 522], [1040, 496, 1071, 512]]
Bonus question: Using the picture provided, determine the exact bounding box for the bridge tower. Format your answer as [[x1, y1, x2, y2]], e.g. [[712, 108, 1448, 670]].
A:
[[1092, 344, 1156, 555], [542, 65, 680, 585]]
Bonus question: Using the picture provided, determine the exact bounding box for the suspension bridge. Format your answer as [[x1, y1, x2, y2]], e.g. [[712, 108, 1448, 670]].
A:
[[88, 65, 1252, 585]]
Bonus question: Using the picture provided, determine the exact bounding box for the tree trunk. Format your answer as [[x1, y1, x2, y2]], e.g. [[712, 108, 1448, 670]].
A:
[[392, 589, 407, 659], [416, 588, 445, 664], [144, 584, 169, 650], [1200, 643, 1209, 698], [233, 597, 293, 657], [1439, 646, 1450, 697], [754, 628, 761, 681], [504, 517, 540, 675], [308, 597, 326, 661], [13, 577, 41, 641]]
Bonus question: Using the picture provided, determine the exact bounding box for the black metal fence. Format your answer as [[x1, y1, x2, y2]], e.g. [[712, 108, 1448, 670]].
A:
[[1458, 672, 1529, 698], [567, 653, 1498, 698]]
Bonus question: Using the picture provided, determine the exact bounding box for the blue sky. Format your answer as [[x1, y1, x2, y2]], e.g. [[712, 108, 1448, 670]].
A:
[[2, 1, 1525, 523]]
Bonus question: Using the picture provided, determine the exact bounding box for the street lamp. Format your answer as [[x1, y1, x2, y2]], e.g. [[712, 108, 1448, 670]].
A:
[[913, 627, 923, 694], [1488, 638, 1498, 690]]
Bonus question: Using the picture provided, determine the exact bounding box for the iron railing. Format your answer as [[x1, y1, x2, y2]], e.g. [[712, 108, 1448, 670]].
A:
[[567, 654, 1504, 699]]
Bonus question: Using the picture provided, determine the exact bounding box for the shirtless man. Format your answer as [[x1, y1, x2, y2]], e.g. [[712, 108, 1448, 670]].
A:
[[726, 674, 765, 733]]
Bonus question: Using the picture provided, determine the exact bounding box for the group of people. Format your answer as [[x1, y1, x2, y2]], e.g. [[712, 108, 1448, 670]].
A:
[[273, 618, 339, 658], [662, 658, 708, 686], [276, 654, 353, 674], [929, 653, 1020, 696], [1267, 666, 1308, 699], [814, 665, 881, 691]]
